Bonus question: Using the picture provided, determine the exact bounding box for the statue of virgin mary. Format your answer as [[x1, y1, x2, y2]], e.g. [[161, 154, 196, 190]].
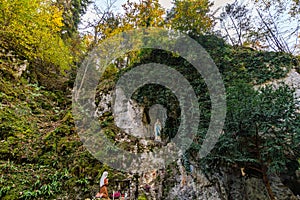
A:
[[154, 119, 162, 141]]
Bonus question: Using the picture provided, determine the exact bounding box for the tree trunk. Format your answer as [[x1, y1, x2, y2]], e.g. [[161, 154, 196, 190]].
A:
[[255, 124, 275, 200], [262, 166, 276, 200]]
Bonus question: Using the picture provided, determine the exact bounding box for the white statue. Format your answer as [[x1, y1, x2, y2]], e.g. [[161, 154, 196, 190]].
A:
[[154, 119, 162, 141]]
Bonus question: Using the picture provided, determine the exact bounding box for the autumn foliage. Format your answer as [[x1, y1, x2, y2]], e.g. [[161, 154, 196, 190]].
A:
[[0, 0, 73, 71]]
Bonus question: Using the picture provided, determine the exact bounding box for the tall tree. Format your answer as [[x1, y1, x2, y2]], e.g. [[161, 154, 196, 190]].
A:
[[88, 0, 165, 44], [0, 0, 73, 71], [219, 0, 252, 46], [167, 0, 214, 35], [206, 82, 300, 200], [251, 0, 299, 53], [55, 0, 92, 36], [219, 0, 300, 54], [80, 0, 120, 46], [85, 0, 166, 67], [122, 0, 165, 28]]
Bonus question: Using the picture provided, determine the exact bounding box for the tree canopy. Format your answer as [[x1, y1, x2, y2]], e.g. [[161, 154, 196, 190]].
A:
[[167, 0, 214, 35], [55, 0, 92, 36], [219, 0, 300, 54], [0, 0, 73, 71]]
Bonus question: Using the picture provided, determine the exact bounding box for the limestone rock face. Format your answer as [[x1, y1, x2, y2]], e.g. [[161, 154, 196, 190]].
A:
[[165, 161, 221, 200], [95, 92, 112, 117], [113, 88, 149, 138], [95, 69, 300, 199], [97, 88, 153, 139], [276, 69, 300, 101], [270, 175, 299, 200], [163, 162, 299, 200]]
